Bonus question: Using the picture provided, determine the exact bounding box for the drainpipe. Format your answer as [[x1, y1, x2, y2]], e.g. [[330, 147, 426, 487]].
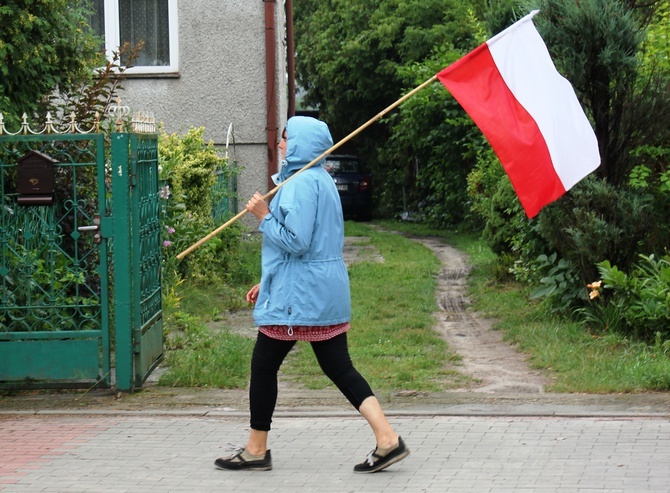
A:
[[264, 0, 278, 192], [286, 0, 296, 117]]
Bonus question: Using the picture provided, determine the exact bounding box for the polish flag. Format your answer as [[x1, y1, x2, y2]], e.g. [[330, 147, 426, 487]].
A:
[[437, 10, 600, 218]]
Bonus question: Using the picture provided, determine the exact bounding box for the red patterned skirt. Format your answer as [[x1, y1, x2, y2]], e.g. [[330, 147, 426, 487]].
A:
[[259, 322, 350, 342]]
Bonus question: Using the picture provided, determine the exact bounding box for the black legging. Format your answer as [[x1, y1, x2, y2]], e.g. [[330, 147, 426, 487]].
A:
[[249, 331, 374, 431]]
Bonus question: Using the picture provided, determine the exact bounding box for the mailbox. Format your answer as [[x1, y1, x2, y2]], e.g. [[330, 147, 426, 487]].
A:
[[17, 150, 56, 206]]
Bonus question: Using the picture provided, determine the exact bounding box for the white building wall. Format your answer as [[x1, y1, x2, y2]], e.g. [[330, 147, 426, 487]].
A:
[[119, 0, 288, 218]]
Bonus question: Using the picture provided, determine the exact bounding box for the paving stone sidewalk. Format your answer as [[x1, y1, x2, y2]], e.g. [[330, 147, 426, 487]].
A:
[[1, 411, 669, 493]]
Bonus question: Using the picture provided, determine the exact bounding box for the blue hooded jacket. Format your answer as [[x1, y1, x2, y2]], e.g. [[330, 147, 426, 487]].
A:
[[253, 116, 351, 327]]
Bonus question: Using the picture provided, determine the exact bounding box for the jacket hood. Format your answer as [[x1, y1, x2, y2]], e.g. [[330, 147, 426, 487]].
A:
[[278, 116, 333, 182]]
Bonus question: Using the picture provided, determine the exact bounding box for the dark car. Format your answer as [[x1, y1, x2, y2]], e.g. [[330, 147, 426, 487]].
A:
[[324, 154, 372, 220]]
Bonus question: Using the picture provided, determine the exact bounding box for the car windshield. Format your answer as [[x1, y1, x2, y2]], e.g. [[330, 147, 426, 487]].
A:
[[324, 159, 361, 174]]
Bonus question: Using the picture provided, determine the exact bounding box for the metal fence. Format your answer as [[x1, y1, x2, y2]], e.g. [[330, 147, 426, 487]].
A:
[[0, 111, 163, 391]]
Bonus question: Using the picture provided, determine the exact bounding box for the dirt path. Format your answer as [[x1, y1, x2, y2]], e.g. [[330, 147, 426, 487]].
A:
[[411, 236, 548, 394]]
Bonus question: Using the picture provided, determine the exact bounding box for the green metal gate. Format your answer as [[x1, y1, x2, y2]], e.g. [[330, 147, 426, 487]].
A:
[[0, 114, 163, 391], [0, 132, 111, 388]]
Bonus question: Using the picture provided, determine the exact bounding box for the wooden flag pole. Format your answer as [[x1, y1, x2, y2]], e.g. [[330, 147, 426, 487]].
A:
[[176, 74, 438, 260]]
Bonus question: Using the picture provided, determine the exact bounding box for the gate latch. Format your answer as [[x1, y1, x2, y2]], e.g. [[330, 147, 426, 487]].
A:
[[78, 215, 101, 244]]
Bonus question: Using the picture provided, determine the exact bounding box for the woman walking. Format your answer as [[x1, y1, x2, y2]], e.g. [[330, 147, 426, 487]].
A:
[[214, 116, 409, 473]]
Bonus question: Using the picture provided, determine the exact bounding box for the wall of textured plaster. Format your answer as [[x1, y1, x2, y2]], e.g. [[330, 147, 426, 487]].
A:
[[119, 0, 287, 217]]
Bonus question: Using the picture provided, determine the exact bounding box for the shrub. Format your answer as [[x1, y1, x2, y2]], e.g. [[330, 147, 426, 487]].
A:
[[581, 254, 670, 340], [480, 177, 525, 256], [470, 174, 661, 313], [159, 127, 227, 217], [530, 253, 586, 312], [158, 127, 241, 285], [518, 178, 656, 311], [469, 170, 550, 287], [536, 176, 654, 283], [465, 146, 506, 229], [628, 144, 670, 252]]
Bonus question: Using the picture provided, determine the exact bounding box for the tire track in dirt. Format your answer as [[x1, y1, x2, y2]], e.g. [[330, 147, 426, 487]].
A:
[[412, 236, 548, 394]]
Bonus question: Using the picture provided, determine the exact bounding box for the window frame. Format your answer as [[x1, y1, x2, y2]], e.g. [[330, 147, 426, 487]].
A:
[[99, 0, 179, 76]]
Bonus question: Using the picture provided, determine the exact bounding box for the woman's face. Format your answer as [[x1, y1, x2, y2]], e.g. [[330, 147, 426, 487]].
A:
[[278, 129, 287, 159]]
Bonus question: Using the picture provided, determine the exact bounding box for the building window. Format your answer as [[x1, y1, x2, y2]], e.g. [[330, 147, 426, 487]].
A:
[[90, 0, 179, 75]]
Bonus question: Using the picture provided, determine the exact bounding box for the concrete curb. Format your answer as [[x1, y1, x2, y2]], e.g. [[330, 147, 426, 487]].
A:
[[2, 406, 668, 419]]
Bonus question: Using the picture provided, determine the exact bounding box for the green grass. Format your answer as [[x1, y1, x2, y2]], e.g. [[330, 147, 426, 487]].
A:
[[158, 238, 261, 388], [462, 227, 670, 393], [386, 219, 670, 394], [158, 328, 255, 388], [159, 221, 468, 391], [159, 219, 670, 393], [378, 220, 670, 393]]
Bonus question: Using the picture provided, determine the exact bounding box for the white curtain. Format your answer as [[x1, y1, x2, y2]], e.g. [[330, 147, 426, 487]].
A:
[[120, 0, 170, 66]]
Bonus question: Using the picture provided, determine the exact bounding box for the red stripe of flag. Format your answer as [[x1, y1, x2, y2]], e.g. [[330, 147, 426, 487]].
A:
[[438, 44, 565, 218]]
